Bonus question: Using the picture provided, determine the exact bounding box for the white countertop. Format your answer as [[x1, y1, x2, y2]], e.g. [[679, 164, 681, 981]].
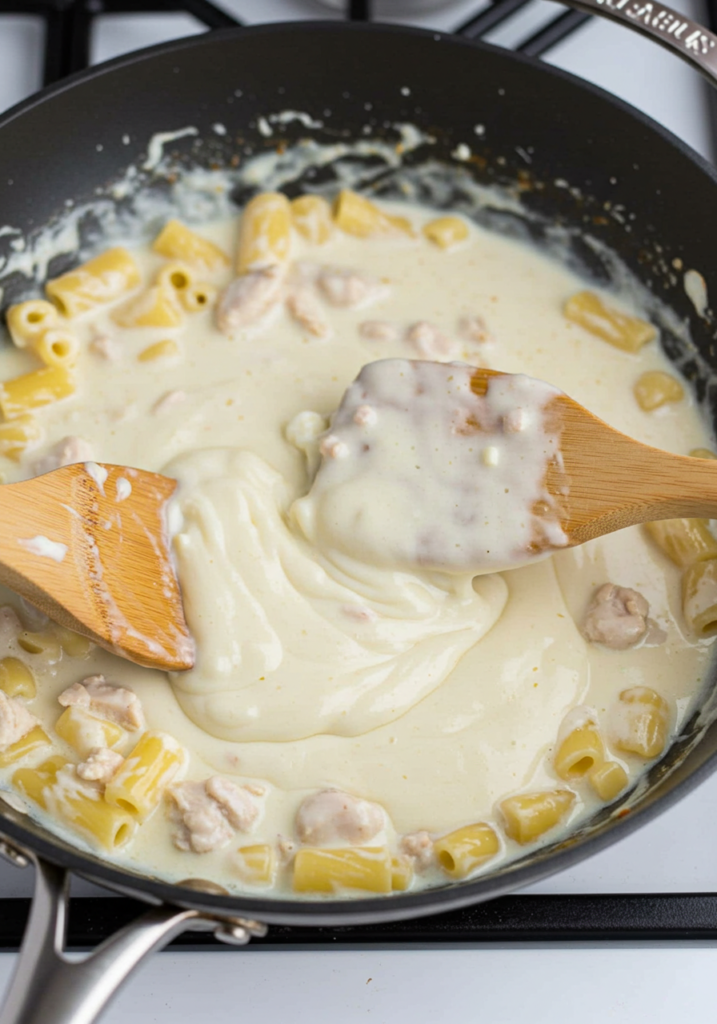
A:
[[0, 1, 716, 1021]]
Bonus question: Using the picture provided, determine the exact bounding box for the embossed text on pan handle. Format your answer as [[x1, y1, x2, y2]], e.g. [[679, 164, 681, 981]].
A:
[[560, 0, 717, 87]]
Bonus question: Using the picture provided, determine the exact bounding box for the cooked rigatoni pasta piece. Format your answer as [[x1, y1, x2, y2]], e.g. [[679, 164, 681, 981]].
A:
[[53, 626, 92, 658], [32, 328, 79, 368], [0, 365, 75, 420], [422, 216, 469, 249], [554, 716, 605, 781], [237, 192, 292, 274], [682, 558, 717, 637], [634, 370, 684, 411], [44, 764, 136, 849], [17, 630, 61, 660], [0, 725, 51, 769], [291, 195, 334, 245], [611, 687, 669, 759], [113, 286, 183, 328], [137, 339, 180, 363], [0, 415, 42, 462], [5, 300, 60, 348], [293, 846, 404, 894], [644, 518, 717, 570], [46, 247, 140, 317], [55, 706, 126, 759], [333, 189, 414, 238], [391, 855, 414, 891], [104, 731, 185, 820], [0, 657, 36, 699], [13, 754, 68, 810], [564, 291, 656, 352], [234, 844, 277, 885], [181, 283, 217, 313], [589, 761, 629, 801], [156, 262, 195, 295], [433, 822, 500, 879], [500, 790, 575, 845], [152, 219, 229, 270]]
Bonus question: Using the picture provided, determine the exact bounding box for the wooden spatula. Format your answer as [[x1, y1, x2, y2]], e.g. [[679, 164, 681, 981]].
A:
[[472, 367, 717, 547], [0, 462, 194, 671]]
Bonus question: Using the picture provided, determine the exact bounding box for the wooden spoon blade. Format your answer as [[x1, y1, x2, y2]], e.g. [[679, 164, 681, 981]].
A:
[[0, 463, 194, 671]]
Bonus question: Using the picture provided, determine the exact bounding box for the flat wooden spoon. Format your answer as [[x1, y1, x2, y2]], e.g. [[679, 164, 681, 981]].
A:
[[472, 367, 717, 547], [0, 462, 194, 671]]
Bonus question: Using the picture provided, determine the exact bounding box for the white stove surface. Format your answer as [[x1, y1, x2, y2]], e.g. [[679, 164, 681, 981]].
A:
[[0, 2, 716, 1021]]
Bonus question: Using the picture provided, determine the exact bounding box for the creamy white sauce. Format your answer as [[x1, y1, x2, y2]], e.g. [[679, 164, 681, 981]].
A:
[[293, 359, 567, 575], [83, 462, 107, 494], [17, 535, 68, 563], [0, 188, 713, 899]]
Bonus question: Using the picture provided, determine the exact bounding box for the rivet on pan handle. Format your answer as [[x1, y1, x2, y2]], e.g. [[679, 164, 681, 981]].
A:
[[559, 0, 717, 86], [0, 852, 267, 1024]]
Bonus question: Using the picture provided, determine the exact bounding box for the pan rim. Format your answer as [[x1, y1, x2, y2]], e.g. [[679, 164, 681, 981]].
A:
[[1, 18, 717, 926]]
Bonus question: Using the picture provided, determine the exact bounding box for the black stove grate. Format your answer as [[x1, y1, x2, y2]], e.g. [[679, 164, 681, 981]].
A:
[[0, 0, 713, 952], [0, 0, 594, 87]]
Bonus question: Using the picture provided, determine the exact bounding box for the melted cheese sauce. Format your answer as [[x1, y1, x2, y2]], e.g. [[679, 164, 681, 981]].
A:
[[0, 196, 713, 898]]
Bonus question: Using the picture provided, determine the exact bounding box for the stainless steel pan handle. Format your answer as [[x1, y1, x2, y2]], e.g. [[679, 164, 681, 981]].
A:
[[558, 0, 717, 87], [0, 847, 266, 1024]]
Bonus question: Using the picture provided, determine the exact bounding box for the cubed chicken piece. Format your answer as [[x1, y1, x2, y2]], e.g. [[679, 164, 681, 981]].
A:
[[215, 265, 284, 336], [205, 776, 260, 831], [295, 789, 385, 846], [358, 320, 399, 344], [168, 777, 261, 853], [58, 675, 145, 732], [400, 831, 435, 872], [76, 747, 124, 784], [286, 289, 330, 338], [405, 321, 454, 359], [317, 267, 385, 309], [583, 584, 649, 650], [168, 781, 235, 854], [0, 691, 36, 750], [32, 436, 95, 476]]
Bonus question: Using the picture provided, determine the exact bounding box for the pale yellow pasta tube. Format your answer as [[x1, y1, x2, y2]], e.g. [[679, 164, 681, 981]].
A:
[[104, 731, 185, 820], [137, 339, 180, 363], [156, 262, 195, 295], [564, 291, 656, 352], [391, 856, 414, 892], [293, 847, 404, 894], [0, 365, 75, 420], [152, 219, 229, 270], [13, 755, 68, 810], [113, 286, 183, 328], [422, 216, 469, 249], [234, 844, 277, 885], [17, 630, 61, 659], [46, 766, 136, 850], [55, 706, 126, 759], [644, 518, 717, 570], [0, 657, 36, 698], [6, 300, 60, 348], [237, 192, 292, 273], [634, 370, 684, 411], [433, 823, 500, 879], [291, 195, 334, 245], [46, 247, 140, 317], [589, 761, 629, 801], [682, 559, 717, 637], [53, 625, 92, 658], [612, 687, 669, 759], [0, 726, 51, 769], [554, 722, 605, 781], [180, 283, 217, 313], [0, 415, 42, 461], [500, 790, 575, 845], [333, 189, 414, 238], [32, 328, 79, 368]]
